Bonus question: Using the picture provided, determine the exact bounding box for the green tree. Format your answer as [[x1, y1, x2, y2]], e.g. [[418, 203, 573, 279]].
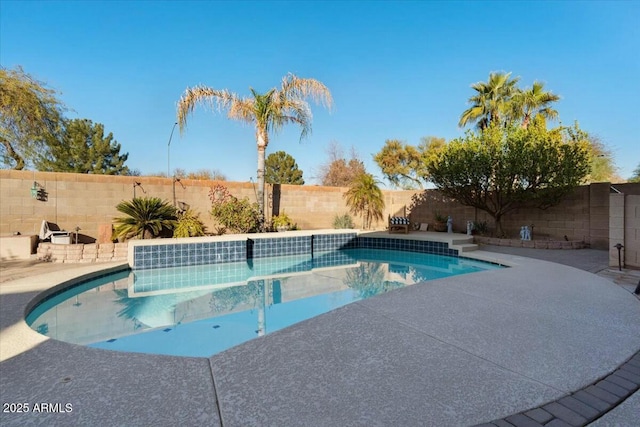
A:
[[35, 118, 130, 174], [510, 81, 560, 129], [265, 150, 304, 185], [173, 168, 227, 180], [113, 197, 177, 240], [629, 163, 640, 183], [319, 142, 366, 186], [177, 73, 332, 216], [373, 136, 445, 189], [374, 139, 423, 189], [0, 66, 65, 169], [459, 71, 520, 130], [343, 173, 385, 230], [584, 135, 620, 183], [427, 122, 590, 236]]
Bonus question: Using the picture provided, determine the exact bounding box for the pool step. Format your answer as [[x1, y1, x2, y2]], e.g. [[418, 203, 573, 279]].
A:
[[453, 243, 478, 253], [449, 235, 477, 253]]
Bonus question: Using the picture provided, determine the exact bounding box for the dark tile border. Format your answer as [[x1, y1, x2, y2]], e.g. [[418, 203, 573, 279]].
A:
[[474, 351, 640, 427], [131, 233, 463, 270]]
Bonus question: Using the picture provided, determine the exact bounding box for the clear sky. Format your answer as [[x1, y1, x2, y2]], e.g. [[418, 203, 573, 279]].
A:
[[1, 0, 638, 185]]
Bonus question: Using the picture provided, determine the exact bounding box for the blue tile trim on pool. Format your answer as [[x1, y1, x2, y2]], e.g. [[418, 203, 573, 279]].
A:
[[131, 232, 459, 270], [249, 235, 312, 258]]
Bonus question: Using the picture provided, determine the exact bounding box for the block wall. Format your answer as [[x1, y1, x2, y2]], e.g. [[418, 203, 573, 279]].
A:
[[2, 169, 637, 250], [624, 195, 640, 268]]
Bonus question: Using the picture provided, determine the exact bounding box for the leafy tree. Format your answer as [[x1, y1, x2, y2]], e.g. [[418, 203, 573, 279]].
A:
[[629, 163, 640, 183], [174, 168, 227, 180], [373, 136, 445, 189], [343, 173, 385, 230], [318, 142, 366, 186], [459, 71, 520, 130], [374, 139, 423, 189], [510, 81, 560, 129], [177, 73, 332, 216], [113, 197, 177, 240], [36, 118, 130, 174], [427, 122, 590, 236], [209, 184, 261, 233], [265, 150, 304, 184], [584, 135, 620, 183], [0, 66, 65, 169]]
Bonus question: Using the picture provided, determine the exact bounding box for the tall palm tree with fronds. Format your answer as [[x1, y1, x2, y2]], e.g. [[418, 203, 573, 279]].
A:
[[113, 197, 177, 240], [459, 72, 520, 130], [176, 73, 332, 218], [343, 173, 385, 230], [510, 81, 560, 128]]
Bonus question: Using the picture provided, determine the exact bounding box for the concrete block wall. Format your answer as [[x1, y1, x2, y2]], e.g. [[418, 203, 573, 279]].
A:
[[608, 185, 640, 269], [625, 195, 640, 268], [0, 170, 415, 238], [37, 242, 128, 263], [589, 182, 611, 249], [0, 169, 258, 240], [406, 186, 599, 246], [609, 193, 625, 267], [0, 235, 39, 260], [2, 170, 636, 250]]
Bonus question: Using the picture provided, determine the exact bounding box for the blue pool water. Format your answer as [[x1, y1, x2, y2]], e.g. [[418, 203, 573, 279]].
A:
[[27, 248, 501, 357]]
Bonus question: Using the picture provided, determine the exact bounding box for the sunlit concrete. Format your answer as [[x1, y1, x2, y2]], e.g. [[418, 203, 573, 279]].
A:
[[1, 239, 638, 426]]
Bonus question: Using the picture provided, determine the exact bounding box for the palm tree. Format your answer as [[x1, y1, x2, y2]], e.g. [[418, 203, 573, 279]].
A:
[[113, 197, 177, 240], [510, 81, 560, 128], [459, 72, 520, 130], [343, 173, 385, 229], [176, 73, 332, 218]]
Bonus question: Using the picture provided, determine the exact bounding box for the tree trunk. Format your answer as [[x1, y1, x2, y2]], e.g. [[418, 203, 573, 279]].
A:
[[494, 214, 504, 237], [256, 130, 268, 219], [1, 139, 25, 170]]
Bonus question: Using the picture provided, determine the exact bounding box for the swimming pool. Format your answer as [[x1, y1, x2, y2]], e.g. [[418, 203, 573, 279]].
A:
[[27, 248, 501, 357]]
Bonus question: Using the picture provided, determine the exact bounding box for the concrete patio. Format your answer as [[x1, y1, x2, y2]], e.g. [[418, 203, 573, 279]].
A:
[[0, 241, 638, 426]]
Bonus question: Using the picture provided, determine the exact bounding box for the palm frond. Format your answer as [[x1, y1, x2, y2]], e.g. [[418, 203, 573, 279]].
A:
[[176, 86, 237, 133], [280, 73, 333, 110]]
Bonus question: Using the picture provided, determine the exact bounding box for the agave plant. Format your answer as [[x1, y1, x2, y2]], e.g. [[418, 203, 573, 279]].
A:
[[113, 197, 177, 240]]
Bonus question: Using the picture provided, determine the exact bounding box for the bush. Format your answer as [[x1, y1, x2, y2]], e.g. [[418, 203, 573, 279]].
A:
[[173, 208, 206, 238], [112, 197, 177, 241], [472, 220, 489, 236], [272, 212, 295, 230], [333, 213, 355, 229], [209, 184, 261, 233]]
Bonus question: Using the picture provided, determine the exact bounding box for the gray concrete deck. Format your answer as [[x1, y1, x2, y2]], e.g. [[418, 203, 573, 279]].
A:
[[1, 238, 639, 426]]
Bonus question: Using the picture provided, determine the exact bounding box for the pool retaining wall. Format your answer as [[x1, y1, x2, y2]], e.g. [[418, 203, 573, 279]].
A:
[[127, 231, 459, 270]]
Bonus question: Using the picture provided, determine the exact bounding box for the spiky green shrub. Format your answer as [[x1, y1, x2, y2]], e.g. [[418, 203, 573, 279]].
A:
[[173, 208, 206, 238], [333, 213, 355, 229], [113, 197, 177, 240]]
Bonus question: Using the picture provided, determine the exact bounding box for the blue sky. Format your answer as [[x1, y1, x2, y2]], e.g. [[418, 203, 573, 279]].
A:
[[1, 0, 639, 185]]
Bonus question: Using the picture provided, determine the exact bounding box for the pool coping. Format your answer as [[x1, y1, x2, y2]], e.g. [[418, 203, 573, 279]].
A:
[[1, 233, 639, 426]]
